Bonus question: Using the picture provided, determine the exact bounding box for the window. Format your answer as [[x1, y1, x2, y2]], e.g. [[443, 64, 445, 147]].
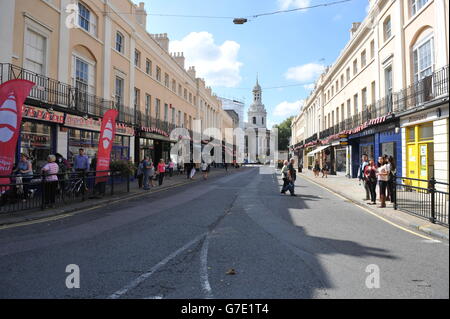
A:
[[78, 2, 97, 36], [362, 88, 367, 110], [75, 58, 89, 91], [331, 86, 334, 96], [262, 117, 264, 125], [346, 99, 351, 118], [184, 88, 187, 99], [336, 80, 339, 92], [383, 16, 391, 41], [116, 32, 124, 53], [189, 92, 192, 103], [178, 84, 182, 96], [361, 50, 367, 68], [419, 123, 433, 140], [156, 66, 161, 81], [134, 87, 140, 109], [371, 81, 376, 103], [341, 74, 344, 86], [411, 0, 429, 16], [341, 103, 344, 121], [134, 49, 141, 68], [172, 79, 176, 92], [155, 98, 161, 120], [164, 103, 168, 122], [115, 76, 124, 106], [353, 59, 358, 75], [24, 29, 46, 75], [336, 107, 339, 124], [178, 110, 181, 127], [145, 94, 151, 116], [145, 59, 152, 75], [171, 107, 175, 124], [164, 73, 169, 87], [385, 66, 393, 96], [370, 40, 375, 59], [253, 117, 256, 124], [413, 35, 434, 82], [346, 67, 350, 82], [353, 94, 358, 114]]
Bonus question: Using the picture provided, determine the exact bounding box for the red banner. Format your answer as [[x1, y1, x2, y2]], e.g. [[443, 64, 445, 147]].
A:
[[95, 109, 118, 183], [0, 79, 35, 188]]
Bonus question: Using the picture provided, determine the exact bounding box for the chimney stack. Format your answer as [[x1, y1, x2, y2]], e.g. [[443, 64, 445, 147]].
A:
[[150, 33, 170, 52], [135, 2, 147, 28], [171, 52, 185, 68], [350, 22, 361, 38]]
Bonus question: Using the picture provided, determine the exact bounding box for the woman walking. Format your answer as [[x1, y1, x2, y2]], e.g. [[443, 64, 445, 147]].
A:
[[313, 159, 320, 177], [41, 154, 59, 208], [15, 153, 34, 197], [376, 156, 390, 208], [322, 161, 329, 178], [364, 159, 378, 205], [386, 156, 396, 203], [168, 158, 175, 178], [280, 160, 289, 194], [201, 161, 209, 180], [157, 159, 166, 186]]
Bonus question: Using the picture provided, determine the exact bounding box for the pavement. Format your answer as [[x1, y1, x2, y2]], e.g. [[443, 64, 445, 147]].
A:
[[0, 166, 243, 228], [297, 169, 449, 241], [0, 166, 447, 299]]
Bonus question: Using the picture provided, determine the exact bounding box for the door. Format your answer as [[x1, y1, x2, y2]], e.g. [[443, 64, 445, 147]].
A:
[[407, 144, 418, 187]]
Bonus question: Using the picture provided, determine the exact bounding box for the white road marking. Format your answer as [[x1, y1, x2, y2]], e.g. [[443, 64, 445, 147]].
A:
[[420, 239, 442, 244], [108, 233, 207, 299], [143, 295, 163, 299], [200, 235, 213, 299]]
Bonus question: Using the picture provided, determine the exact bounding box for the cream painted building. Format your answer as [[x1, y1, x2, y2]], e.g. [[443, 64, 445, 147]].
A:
[[0, 0, 234, 168], [291, 0, 448, 188]]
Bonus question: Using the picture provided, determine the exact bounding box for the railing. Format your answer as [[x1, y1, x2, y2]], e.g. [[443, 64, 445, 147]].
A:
[[0, 170, 130, 214], [135, 110, 177, 134], [316, 65, 449, 141], [394, 176, 449, 227], [0, 63, 135, 125], [395, 65, 449, 113]]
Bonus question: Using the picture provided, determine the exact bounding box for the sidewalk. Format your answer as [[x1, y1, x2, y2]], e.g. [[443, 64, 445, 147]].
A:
[[296, 169, 449, 241], [0, 166, 243, 228]]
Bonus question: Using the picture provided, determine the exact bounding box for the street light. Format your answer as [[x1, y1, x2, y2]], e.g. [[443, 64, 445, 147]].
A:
[[233, 18, 247, 24]]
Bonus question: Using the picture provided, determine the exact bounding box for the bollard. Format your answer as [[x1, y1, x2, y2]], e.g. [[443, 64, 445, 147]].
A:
[[430, 177, 436, 224]]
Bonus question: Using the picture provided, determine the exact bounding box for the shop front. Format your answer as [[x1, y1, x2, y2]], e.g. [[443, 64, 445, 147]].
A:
[[64, 114, 134, 166], [400, 104, 449, 189], [348, 119, 401, 178], [135, 126, 175, 164], [18, 105, 64, 172]]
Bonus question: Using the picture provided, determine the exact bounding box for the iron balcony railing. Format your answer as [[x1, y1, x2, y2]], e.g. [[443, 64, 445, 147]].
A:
[[0, 63, 135, 125], [308, 65, 449, 142]]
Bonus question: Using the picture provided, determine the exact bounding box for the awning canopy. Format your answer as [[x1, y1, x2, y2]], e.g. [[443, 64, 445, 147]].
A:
[[307, 145, 330, 156]]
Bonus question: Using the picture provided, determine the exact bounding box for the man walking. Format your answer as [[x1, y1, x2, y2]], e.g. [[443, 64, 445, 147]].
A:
[[73, 148, 89, 192], [286, 158, 297, 196], [357, 154, 370, 200]]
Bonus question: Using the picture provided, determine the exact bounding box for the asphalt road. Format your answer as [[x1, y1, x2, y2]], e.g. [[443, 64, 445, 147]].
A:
[[0, 166, 448, 299]]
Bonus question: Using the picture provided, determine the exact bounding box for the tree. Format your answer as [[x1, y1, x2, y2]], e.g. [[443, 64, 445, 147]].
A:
[[273, 116, 294, 151]]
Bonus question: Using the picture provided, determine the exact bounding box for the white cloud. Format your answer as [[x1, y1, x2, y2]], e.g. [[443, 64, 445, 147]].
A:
[[273, 99, 304, 118], [170, 32, 243, 88], [284, 63, 325, 83], [278, 0, 311, 10], [303, 83, 315, 90]]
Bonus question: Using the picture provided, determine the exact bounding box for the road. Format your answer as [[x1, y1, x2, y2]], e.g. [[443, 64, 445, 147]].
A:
[[0, 166, 448, 299]]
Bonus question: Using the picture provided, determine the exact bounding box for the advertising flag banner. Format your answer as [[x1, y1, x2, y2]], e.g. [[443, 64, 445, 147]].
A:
[[0, 79, 35, 188], [96, 109, 118, 183]]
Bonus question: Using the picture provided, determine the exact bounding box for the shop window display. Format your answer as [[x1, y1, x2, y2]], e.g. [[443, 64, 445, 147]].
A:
[[20, 122, 54, 172]]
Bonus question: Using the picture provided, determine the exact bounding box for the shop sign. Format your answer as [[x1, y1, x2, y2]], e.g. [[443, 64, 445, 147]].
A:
[[65, 114, 134, 136], [22, 105, 64, 123], [141, 126, 169, 137]]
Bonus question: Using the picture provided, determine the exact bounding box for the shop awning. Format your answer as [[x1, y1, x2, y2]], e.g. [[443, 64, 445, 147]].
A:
[[307, 145, 330, 156]]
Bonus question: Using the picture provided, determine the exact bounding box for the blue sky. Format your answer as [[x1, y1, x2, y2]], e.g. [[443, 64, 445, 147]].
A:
[[132, 0, 368, 127]]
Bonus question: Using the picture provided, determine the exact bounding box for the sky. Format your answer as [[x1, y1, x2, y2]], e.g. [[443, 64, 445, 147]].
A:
[[132, 0, 369, 128]]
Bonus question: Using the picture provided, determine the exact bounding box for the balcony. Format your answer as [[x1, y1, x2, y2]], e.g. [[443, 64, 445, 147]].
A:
[[0, 63, 135, 125], [317, 65, 449, 141]]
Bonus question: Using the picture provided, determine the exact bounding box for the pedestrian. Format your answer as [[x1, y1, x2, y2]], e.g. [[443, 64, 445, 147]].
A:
[[143, 157, 154, 190], [386, 155, 396, 203], [357, 154, 370, 200], [189, 163, 196, 179], [15, 153, 33, 197], [364, 159, 378, 205], [376, 156, 390, 208], [136, 159, 144, 188], [280, 160, 289, 194], [201, 161, 209, 180], [168, 158, 175, 178], [224, 161, 228, 172], [322, 161, 329, 178], [286, 158, 297, 196], [178, 158, 184, 175], [185, 161, 192, 179], [313, 159, 321, 177], [55, 153, 70, 194], [41, 154, 59, 208], [157, 159, 166, 186], [73, 148, 89, 192]]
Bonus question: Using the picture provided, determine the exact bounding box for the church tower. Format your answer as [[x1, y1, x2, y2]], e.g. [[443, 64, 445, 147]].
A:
[[248, 76, 267, 129]]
